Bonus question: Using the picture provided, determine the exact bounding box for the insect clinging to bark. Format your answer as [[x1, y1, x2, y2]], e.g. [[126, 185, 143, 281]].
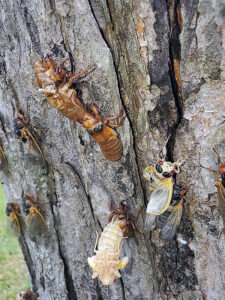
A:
[[13, 110, 47, 168], [0, 141, 7, 169], [88, 201, 141, 285], [156, 185, 186, 240], [201, 149, 225, 227], [34, 56, 126, 161], [22, 193, 46, 236], [5, 202, 22, 236], [16, 289, 38, 300], [143, 137, 183, 215]]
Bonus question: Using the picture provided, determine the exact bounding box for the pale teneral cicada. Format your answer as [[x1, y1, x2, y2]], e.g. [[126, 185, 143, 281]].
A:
[[143, 138, 184, 239], [5, 202, 22, 236], [88, 201, 141, 285]]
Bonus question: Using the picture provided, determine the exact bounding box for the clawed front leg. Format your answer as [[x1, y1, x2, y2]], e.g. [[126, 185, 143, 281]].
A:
[[103, 107, 126, 128]]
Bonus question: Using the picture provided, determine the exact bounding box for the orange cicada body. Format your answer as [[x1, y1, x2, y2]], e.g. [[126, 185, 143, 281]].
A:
[[34, 56, 125, 161]]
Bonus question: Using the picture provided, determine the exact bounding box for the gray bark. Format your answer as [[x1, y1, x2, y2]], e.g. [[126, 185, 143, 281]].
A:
[[0, 0, 224, 299]]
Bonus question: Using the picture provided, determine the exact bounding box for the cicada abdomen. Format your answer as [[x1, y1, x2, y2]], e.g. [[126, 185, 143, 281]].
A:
[[22, 193, 46, 238], [88, 220, 128, 285], [5, 202, 22, 236]]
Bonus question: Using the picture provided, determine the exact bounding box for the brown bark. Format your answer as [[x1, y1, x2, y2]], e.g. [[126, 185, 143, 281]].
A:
[[0, 0, 224, 299]]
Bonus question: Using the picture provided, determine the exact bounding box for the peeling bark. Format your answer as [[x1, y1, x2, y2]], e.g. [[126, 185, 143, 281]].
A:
[[0, 0, 224, 299]]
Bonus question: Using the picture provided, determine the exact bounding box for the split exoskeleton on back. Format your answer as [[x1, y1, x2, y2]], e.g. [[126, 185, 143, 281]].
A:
[[34, 56, 126, 161], [88, 201, 141, 285], [143, 138, 185, 240]]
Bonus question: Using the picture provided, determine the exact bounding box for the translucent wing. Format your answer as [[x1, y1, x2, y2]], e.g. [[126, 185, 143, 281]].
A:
[[161, 200, 183, 240], [144, 214, 156, 231], [0, 145, 7, 168], [216, 180, 225, 226], [26, 208, 46, 237], [147, 179, 173, 215], [7, 213, 21, 236]]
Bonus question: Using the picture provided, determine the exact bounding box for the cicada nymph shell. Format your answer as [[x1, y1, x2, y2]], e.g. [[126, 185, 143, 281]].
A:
[[5, 202, 22, 236], [34, 56, 126, 161], [88, 201, 141, 285], [22, 193, 46, 238]]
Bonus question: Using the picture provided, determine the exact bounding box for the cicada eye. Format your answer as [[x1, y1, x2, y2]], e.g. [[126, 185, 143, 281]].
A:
[[171, 170, 175, 175], [155, 164, 163, 173], [98, 279, 102, 284], [87, 129, 94, 136], [158, 160, 163, 165], [162, 172, 172, 178], [113, 278, 116, 283], [94, 124, 103, 133]]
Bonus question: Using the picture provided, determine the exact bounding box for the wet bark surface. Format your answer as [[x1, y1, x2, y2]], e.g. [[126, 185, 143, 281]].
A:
[[0, 0, 224, 299]]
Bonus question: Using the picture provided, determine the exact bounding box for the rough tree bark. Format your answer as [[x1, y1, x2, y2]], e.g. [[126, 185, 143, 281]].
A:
[[0, 0, 224, 299]]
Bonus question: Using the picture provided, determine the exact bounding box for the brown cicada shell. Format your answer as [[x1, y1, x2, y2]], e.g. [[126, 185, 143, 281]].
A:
[[34, 56, 125, 161]]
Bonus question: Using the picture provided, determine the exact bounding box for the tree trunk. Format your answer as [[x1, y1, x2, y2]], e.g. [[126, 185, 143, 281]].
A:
[[0, 0, 224, 299]]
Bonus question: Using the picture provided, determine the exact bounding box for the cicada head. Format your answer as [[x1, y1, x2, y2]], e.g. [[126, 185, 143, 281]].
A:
[[5, 202, 22, 236]]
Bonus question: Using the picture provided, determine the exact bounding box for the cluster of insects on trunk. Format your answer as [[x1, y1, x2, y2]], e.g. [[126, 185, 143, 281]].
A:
[[1, 54, 224, 290], [5, 193, 46, 240]]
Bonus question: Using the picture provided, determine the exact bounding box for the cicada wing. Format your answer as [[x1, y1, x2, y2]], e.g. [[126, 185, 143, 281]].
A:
[[144, 214, 156, 231], [161, 200, 183, 240], [143, 166, 154, 181], [0, 145, 7, 168], [25, 210, 46, 237], [7, 214, 21, 236], [147, 179, 173, 215], [216, 181, 225, 226]]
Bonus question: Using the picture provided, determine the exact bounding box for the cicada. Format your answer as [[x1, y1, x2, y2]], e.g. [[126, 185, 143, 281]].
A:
[[0, 142, 7, 169], [34, 56, 126, 161], [22, 193, 46, 237], [202, 150, 225, 227], [156, 184, 186, 240], [13, 110, 47, 168], [16, 289, 38, 300], [5, 202, 22, 236], [88, 201, 140, 285]]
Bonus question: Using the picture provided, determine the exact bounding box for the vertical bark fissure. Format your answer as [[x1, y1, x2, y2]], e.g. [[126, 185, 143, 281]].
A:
[[165, 0, 183, 161], [49, 199, 77, 300]]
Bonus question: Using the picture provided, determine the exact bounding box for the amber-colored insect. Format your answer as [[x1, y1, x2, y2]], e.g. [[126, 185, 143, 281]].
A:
[[13, 110, 47, 168], [22, 193, 46, 236], [156, 185, 186, 240], [201, 150, 225, 227], [5, 202, 22, 236], [16, 289, 38, 300], [0, 141, 7, 168], [88, 201, 140, 285], [34, 56, 126, 161]]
